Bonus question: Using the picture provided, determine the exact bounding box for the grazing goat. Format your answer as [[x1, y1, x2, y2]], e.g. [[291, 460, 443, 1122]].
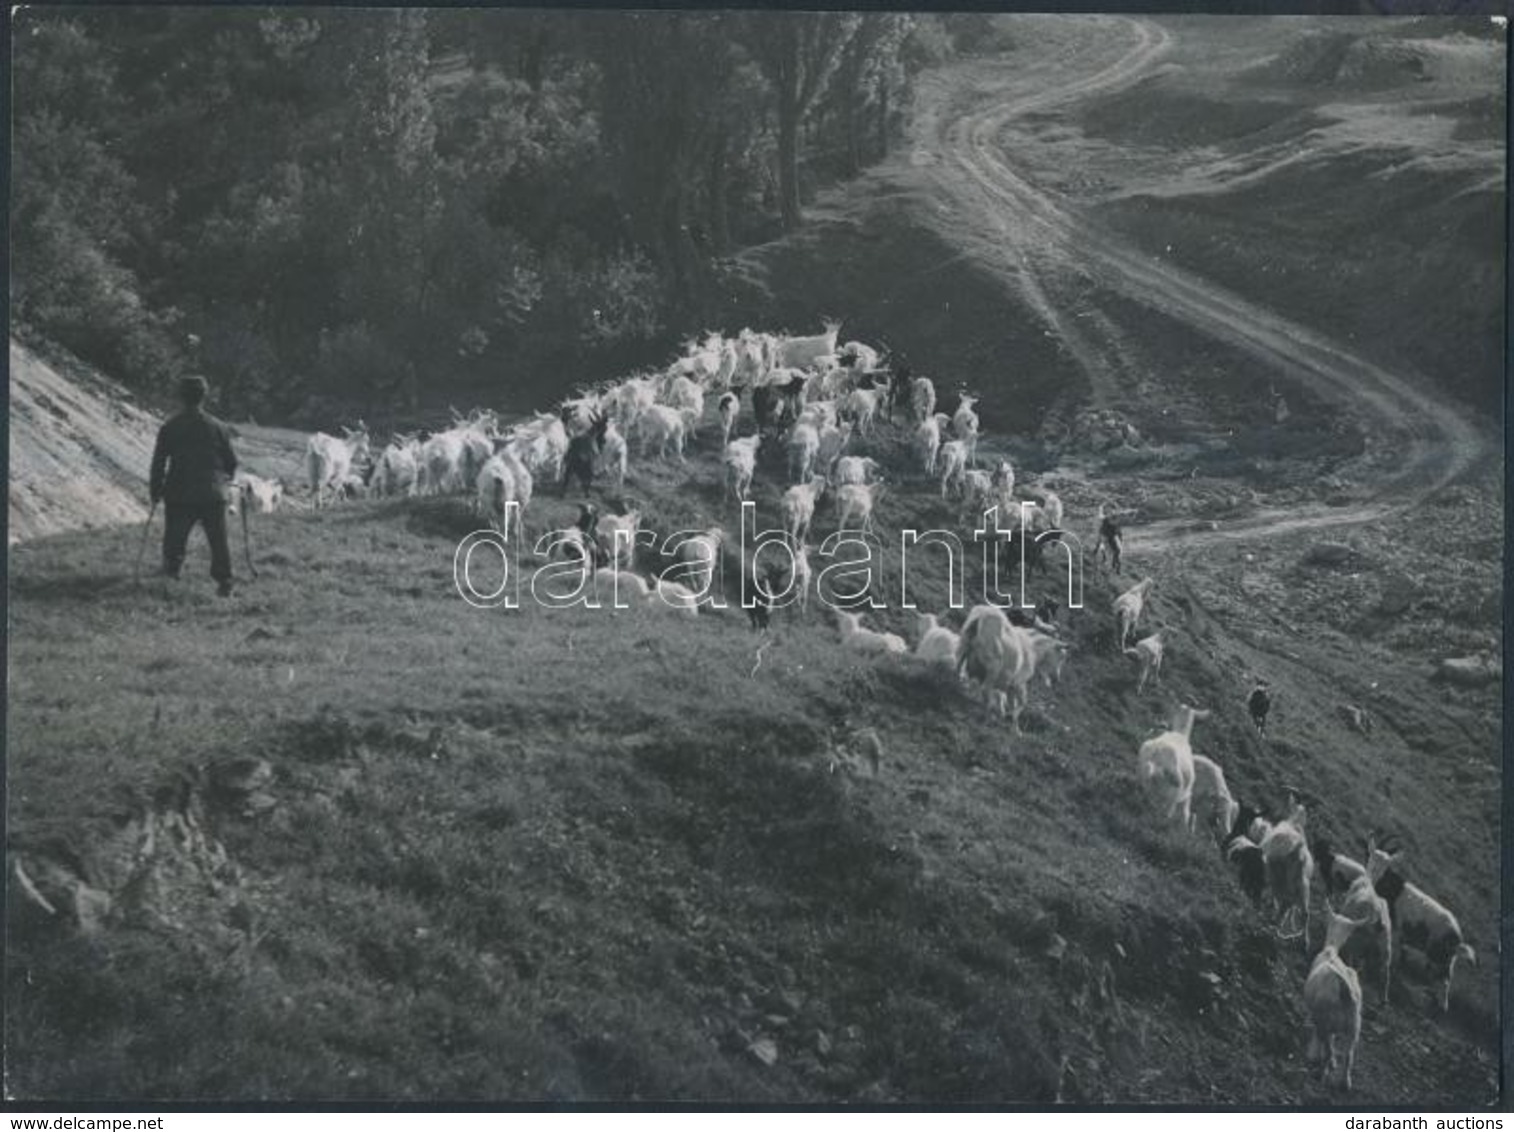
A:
[[306, 426, 371, 508], [913, 611, 962, 669], [596, 510, 643, 569], [835, 482, 883, 535], [1312, 839, 1368, 898], [1224, 805, 1268, 907], [1366, 841, 1476, 1013], [553, 503, 601, 568], [1189, 754, 1238, 840], [1304, 906, 1373, 1090], [833, 456, 880, 487], [781, 476, 827, 546], [1261, 799, 1314, 945], [835, 610, 908, 656], [1136, 705, 1207, 828], [1113, 577, 1154, 651], [1125, 631, 1164, 693], [724, 435, 763, 502], [594, 567, 651, 606], [648, 574, 700, 617], [956, 605, 1044, 733]]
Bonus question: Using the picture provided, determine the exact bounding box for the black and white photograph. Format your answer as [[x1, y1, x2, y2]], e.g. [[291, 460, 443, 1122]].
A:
[[6, 5, 1506, 1107]]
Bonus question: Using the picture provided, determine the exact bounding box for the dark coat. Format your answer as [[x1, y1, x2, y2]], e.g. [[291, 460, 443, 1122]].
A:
[[150, 409, 238, 506]]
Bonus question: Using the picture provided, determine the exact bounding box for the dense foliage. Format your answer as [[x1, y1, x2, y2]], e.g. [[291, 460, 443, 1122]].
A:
[[11, 8, 971, 422]]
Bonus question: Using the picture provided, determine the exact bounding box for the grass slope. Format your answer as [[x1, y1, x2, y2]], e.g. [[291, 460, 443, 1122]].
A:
[[5, 397, 1499, 1102]]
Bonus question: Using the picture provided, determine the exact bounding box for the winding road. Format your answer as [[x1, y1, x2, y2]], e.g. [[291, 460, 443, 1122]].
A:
[[908, 15, 1486, 550]]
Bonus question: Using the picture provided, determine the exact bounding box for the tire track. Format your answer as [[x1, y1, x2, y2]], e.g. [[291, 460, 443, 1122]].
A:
[[914, 15, 1485, 552]]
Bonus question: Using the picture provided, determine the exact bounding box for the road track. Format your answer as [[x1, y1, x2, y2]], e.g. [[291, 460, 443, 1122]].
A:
[[911, 15, 1485, 550]]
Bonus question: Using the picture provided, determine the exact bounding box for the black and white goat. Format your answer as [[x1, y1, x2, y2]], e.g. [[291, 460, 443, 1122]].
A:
[[1223, 804, 1268, 908], [1366, 839, 1476, 1013]]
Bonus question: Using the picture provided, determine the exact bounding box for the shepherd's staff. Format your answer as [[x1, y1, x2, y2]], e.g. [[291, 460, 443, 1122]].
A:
[[239, 486, 260, 579], [133, 500, 159, 585]]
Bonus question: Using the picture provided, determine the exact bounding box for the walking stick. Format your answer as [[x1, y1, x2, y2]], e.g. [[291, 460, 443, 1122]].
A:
[[133, 500, 159, 585], [240, 489, 260, 579]]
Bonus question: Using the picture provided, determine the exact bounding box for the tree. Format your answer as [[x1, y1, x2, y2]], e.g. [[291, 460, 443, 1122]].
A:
[[737, 12, 861, 231]]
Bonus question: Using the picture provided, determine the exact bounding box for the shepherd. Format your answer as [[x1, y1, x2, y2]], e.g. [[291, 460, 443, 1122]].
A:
[[149, 375, 240, 597]]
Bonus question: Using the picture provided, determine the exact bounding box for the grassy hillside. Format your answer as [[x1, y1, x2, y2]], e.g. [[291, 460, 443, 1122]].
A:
[[5, 393, 1500, 1102]]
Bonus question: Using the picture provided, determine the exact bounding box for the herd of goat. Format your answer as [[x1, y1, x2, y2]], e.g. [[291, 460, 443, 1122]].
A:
[[269, 321, 1476, 1093]]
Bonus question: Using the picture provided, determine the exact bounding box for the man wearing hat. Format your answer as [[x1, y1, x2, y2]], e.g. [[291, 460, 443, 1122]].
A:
[[148, 375, 240, 596]]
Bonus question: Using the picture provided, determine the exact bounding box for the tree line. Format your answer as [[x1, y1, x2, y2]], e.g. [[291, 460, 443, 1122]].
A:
[[12, 8, 1003, 422]]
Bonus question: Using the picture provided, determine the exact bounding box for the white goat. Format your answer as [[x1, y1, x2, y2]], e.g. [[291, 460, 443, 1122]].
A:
[[594, 567, 651, 606], [663, 375, 706, 437], [1261, 799, 1315, 946], [911, 376, 937, 424], [952, 395, 980, 466], [648, 574, 700, 618], [787, 422, 820, 484], [956, 605, 1059, 733], [1113, 577, 1154, 651], [914, 612, 962, 668], [937, 440, 969, 497], [781, 476, 827, 546], [835, 610, 908, 656], [833, 456, 880, 486], [596, 510, 643, 569], [724, 435, 763, 502], [1304, 905, 1373, 1090], [306, 427, 371, 508], [844, 387, 881, 436], [718, 391, 740, 449], [1188, 754, 1238, 840], [1337, 873, 1393, 1006], [637, 405, 688, 462], [777, 321, 841, 370], [1136, 705, 1207, 828], [231, 471, 284, 514], [675, 526, 724, 597], [371, 439, 420, 498], [916, 413, 948, 475], [835, 482, 883, 535], [1124, 631, 1164, 693], [815, 419, 853, 474]]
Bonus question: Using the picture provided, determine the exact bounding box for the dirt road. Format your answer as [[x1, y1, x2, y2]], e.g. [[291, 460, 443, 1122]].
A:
[[908, 15, 1487, 551]]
